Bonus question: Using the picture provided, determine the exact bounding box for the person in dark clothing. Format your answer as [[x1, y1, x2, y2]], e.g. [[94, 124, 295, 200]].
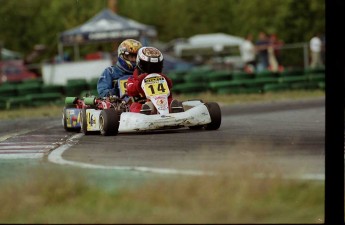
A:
[[97, 39, 142, 97], [255, 31, 270, 72]]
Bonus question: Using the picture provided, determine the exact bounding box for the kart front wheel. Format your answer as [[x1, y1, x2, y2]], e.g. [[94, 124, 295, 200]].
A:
[[99, 109, 120, 136], [204, 102, 221, 130], [80, 108, 92, 135], [63, 107, 81, 132]]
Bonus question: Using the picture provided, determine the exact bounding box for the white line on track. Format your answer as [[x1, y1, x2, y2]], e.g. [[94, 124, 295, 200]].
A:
[[48, 133, 325, 180], [0, 153, 44, 159], [0, 129, 50, 159], [0, 125, 60, 159], [0, 129, 35, 142], [48, 134, 213, 176], [0, 150, 48, 153], [0, 145, 56, 150]]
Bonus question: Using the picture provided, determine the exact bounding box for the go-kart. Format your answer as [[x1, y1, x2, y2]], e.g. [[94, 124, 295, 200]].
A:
[[62, 75, 131, 133], [78, 73, 221, 136]]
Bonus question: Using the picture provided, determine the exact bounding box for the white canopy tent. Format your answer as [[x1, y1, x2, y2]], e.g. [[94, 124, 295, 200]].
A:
[[58, 9, 157, 60], [43, 9, 157, 86], [1, 48, 22, 60]]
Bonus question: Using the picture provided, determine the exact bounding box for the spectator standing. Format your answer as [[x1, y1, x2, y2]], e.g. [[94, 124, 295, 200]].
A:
[[270, 34, 284, 62], [320, 33, 326, 65], [309, 33, 324, 68], [240, 33, 256, 73], [267, 34, 284, 72], [255, 31, 270, 73]]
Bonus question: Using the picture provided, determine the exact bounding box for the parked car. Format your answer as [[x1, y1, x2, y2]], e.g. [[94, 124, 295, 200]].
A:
[[0, 60, 38, 83]]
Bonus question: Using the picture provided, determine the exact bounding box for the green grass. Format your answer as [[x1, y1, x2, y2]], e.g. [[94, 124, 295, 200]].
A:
[[174, 89, 324, 104], [0, 90, 326, 223], [0, 104, 63, 120], [0, 161, 324, 224], [0, 90, 324, 120]]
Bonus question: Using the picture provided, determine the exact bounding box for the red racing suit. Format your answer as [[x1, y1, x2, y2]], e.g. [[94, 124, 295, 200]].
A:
[[126, 68, 174, 113]]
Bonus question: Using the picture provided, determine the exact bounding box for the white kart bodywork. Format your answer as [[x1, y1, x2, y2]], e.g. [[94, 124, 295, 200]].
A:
[[118, 101, 211, 132], [84, 100, 211, 133]]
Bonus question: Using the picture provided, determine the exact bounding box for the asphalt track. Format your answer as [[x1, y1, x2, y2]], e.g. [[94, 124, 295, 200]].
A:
[[0, 97, 325, 179]]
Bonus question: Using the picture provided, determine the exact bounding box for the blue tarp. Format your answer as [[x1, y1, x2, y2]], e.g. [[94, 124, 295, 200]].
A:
[[59, 9, 157, 45]]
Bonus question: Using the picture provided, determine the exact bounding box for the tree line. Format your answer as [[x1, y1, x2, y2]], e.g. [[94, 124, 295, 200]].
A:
[[0, 0, 324, 62]]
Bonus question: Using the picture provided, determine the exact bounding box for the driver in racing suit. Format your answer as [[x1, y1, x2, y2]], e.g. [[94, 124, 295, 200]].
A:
[[126, 46, 182, 114], [97, 39, 142, 97]]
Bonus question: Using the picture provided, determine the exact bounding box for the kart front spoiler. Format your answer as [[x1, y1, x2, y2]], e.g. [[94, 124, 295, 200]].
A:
[[118, 104, 211, 132]]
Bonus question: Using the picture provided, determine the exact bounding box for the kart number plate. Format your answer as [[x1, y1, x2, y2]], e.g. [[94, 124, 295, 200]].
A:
[[142, 74, 169, 97], [86, 109, 101, 131], [118, 79, 128, 96]]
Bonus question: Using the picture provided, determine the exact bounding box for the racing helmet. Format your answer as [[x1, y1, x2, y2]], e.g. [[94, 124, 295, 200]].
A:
[[136, 47, 164, 74], [117, 39, 142, 72]]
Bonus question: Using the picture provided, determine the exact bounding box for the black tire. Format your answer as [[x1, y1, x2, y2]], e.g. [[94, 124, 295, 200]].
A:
[[62, 107, 81, 132], [186, 99, 204, 103], [99, 109, 120, 136], [189, 125, 204, 130], [204, 102, 221, 130], [80, 108, 92, 135]]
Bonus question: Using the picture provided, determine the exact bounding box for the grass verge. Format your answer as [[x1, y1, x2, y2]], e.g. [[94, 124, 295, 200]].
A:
[[0, 161, 324, 224], [0, 90, 324, 120]]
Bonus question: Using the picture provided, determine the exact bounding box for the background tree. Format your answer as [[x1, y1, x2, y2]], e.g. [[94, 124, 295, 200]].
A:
[[277, 0, 325, 42], [0, 0, 325, 61]]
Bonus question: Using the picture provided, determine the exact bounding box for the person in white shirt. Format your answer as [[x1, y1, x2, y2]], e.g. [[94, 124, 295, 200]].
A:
[[309, 33, 324, 69], [240, 33, 256, 73]]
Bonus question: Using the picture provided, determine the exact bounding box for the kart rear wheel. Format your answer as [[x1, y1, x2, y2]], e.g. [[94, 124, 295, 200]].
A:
[[99, 109, 120, 136], [204, 102, 221, 130], [186, 99, 204, 103], [80, 108, 92, 135], [62, 107, 81, 132]]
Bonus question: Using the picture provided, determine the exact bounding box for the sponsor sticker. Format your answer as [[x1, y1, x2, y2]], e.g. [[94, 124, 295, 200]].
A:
[[153, 96, 168, 110]]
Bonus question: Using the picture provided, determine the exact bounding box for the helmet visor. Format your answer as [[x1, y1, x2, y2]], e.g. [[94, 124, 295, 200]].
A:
[[139, 60, 163, 74], [123, 53, 137, 62]]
